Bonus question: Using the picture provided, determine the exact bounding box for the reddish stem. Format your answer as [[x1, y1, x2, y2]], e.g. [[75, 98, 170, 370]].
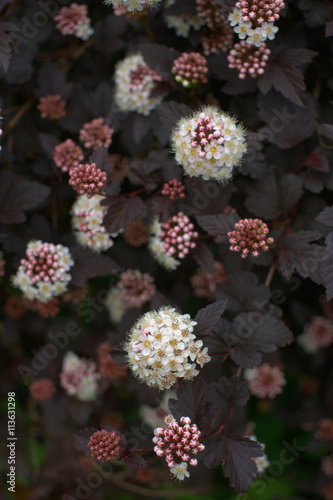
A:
[[135, 446, 154, 454]]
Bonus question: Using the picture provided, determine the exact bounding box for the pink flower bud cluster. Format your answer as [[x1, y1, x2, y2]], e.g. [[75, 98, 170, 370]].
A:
[[128, 64, 162, 93], [228, 41, 271, 79], [88, 429, 121, 462], [172, 52, 208, 88], [117, 269, 156, 308], [60, 351, 100, 402], [29, 379, 57, 401], [245, 363, 286, 399], [12, 241, 74, 303], [304, 316, 333, 348], [69, 163, 107, 198], [53, 139, 84, 172], [161, 179, 186, 200], [79, 118, 114, 151], [315, 420, 333, 441], [228, 218, 274, 258], [234, 0, 284, 27], [123, 219, 149, 247], [37, 95, 66, 120], [196, 0, 234, 55], [153, 415, 205, 480], [190, 261, 227, 301], [160, 212, 198, 260], [25, 297, 61, 318], [54, 3, 94, 40]]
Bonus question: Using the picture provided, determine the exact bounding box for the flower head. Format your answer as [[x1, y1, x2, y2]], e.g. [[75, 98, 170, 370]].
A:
[[228, 218, 274, 258], [53, 139, 84, 172], [71, 194, 121, 252], [79, 118, 114, 150], [297, 316, 333, 353], [88, 429, 121, 462], [171, 106, 247, 182], [29, 379, 56, 401], [161, 179, 186, 200], [125, 306, 210, 390], [153, 415, 204, 480], [104, 0, 161, 12], [190, 261, 227, 300], [123, 219, 149, 247], [69, 163, 107, 198], [114, 54, 166, 115], [172, 52, 208, 88], [12, 241, 74, 303], [118, 269, 156, 308], [37, 95, 66, 120], [60, 351, 100, 401], [228, 41, 271, 79], [245, 363, 286, 398], [55, 3, 90, 36]]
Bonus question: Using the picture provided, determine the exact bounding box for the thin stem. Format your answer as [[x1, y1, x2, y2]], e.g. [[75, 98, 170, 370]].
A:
[[135, 446, 154, 454], [264, 262, 276, 288]]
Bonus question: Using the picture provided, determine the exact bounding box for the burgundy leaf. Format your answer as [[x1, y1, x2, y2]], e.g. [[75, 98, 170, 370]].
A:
[[216, 271, 270, 313], [128, 161, 160, 190], [0, 172, 51, 224], [150, 195, 176, 221], [326, 18, 333, 36], [119, 447, 147, 468], [39, 133, 60, 158], [220, 434, 263, 494], [69, 246, 120, 287], [168, 378, 208, 431], [133, 113, 154, 145], [277, 230, 323, 283], [317, 206, 333, 227], [140, 43, 180, 79], [193, 299, 228, 338], [156, 101, 192, 135], [103, 197, 147, 234], [207, 376, 250, 408], [0, 22, 18, 74], [36, 61, 73, 99], [196, 212, 240, 243], [192, 241, 216, 275], [74, 427, 98, 456], [229, 313, 293, 368]]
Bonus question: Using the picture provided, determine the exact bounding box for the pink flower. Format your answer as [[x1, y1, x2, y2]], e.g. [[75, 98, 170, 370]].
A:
[[69, 163, 107, 198], [304, 316, 333, 348], [79, 118, 114, 150], [228, 41, 271, 79], [24, 297, 61, 318], [53, 139, 84, 172], [37, 94, 66, 120], [29, 379, 56, 401], [196, 0, 234, 55], [160, 212, 198, 260], [228, 218, 274, 258], [88, 429, 121, 462], [117, 269, 156, 308], [190, 261, 227, 301], [54, 3, 90, 36], [172, 52, 208, 88], [161, 179, 186, 200], [245, 363, 286, 398], [123, 219, 150, 247]]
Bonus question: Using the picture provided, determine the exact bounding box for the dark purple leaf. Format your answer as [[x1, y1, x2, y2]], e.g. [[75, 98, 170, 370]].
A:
[[320, 232, 333, 300], [317, 206, 333, 227], [36, 62, 73, 99], [229, 314, 294, 368], [245, 168, 303, 220], [70, 246, 120, 287], [0, 172, 51, 224], [133, 113, 154, 145], [220, 434, 263, 494], [326, 18, 333, 36], [196, 212, 240, 243], [128, 161, 160, 190], [165, 0, 197, 16], [39, 133, 60, 158], [119, 448, 147, 468], [277, 230, 323, 283], [0, 23, 17, 73], [257, 91, 316, 148], [89, 146, 113, 174], [207, 376, 250, 408], [258, 48, 317, 106], [75, 427, 98, 456], [156, 101, 192, 135], [192, 241, 216, 275], [140, 43, 180, 78], [216, 271, 270, 313], [168, 378, 208, 431], [193, 299, 228, 338], [150, 195, 176, 222], [103, 197, 147, 234], [299, 0, 331, 27]]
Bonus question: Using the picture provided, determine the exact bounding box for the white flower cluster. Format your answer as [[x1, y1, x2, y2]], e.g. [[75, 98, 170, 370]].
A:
[[164, 0, 204, 37], [104, 288, 129, 324], [248, 435, 270, 474], [104, 0, 160, 12], [125, 306, 211, 390], [171, 106, 247, 182], [228, 9, 278, 47], [60, 351, 100, 402], [12, 240, 74, 303], [71, 195, 121, 253], [148, 217, 180, 272], [114, 54, 165, 116]]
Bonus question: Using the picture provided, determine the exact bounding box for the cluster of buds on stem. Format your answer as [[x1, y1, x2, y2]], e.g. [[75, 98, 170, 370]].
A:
[[228, 218, 274, 258]]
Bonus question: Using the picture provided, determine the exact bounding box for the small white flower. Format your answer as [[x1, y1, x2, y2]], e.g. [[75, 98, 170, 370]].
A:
[[75, 23, 94, 40], [228, 8, 243, 26], [234, 22, 252, 39], [170, 462, 190, 481]]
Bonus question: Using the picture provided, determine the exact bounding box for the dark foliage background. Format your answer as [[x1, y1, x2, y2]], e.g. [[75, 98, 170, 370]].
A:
[[0, 0, 333, 499]]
